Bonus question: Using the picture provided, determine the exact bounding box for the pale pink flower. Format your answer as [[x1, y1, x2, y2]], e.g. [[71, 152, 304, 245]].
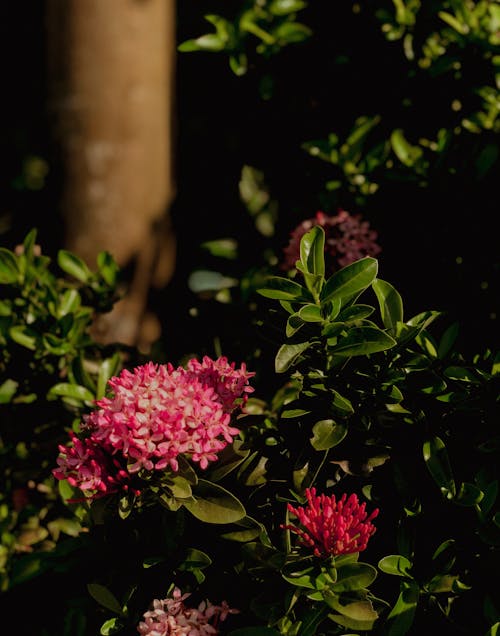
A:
[[137, 587, 239, 635], [281, 209, 382, 273], [282, 487, 379, 558], [53, 358, 254, 498]]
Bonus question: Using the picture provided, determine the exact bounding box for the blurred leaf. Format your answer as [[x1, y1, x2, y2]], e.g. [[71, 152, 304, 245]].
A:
[[0, 378, 18, 403], [0, 248, 19, 283], [58, 250, 92, 283], [87, 584, 124, 616]]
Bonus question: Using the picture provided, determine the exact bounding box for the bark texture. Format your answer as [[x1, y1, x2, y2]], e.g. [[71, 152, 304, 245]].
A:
[[45, 0, 176, 349]]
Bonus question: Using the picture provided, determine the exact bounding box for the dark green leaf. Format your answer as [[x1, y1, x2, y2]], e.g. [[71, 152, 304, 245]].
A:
[[338, 303, 375, 322], [275, 342, 310, 373], [0, 247, 19, 284], [258, 276, 312, 302], [87, 583, 124, 616], [310, 420, 347, 450], [321, 257, 378, 306], [378, 555, 413, 578], [329, 326, 396, 356], [423, 437, 456, 498], [299, 226, 325, 277], [330, 389, 354, 414], [384, 580, 419, 635], [332, 562, 378, 592], [0, 378, 18, 403], [183, 479, 246, 524], [372, 278, 403, 334]]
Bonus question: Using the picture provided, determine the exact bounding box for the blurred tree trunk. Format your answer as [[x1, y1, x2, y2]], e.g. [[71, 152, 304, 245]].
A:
[[45, 0, 176, 350]]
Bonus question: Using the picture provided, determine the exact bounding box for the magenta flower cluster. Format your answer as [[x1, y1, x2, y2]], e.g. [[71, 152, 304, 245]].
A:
[[281, 209, 382, 273], [137, 587, 238, 636], [282, 487, 379, 558], [53, 357, 254, 498]]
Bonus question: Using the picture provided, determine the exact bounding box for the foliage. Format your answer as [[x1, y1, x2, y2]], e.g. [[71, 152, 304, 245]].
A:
[[1, 227, 498, 634]]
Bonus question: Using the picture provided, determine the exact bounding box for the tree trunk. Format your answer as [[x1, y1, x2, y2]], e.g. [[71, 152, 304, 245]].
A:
[[45, 0, 176, 350]]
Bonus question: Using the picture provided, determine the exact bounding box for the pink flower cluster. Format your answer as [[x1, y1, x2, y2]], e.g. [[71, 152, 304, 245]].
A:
[[281, 209, 381, 273], [53, 357, 254, 498], [137, 587, 238, 636], [282, 487, 379, 558]]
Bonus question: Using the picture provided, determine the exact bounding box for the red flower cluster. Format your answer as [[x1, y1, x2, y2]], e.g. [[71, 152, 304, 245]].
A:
[[281, 209, 381, 273], [282, 487, 379, 558], [53, 357, 254, 499]]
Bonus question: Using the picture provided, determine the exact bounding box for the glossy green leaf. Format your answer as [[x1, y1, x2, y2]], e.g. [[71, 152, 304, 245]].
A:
[[310, 420, 347, 450], [47, 382, 96, 404], [258, 276, 312, 302], [390, 129, 422, 166], [58, 250, 92, 282], [485, 622, 500, 636], [438, 322, 459, 359], [423, 436, 456, 497], [275, 342, 310, 373], [323, 591, 378, 625], [338, 303, 375, 322], [97, 353, 122, 399], [329, 326, 396, 356], [384, 579, 419, 635], [183, 479, 246, 524], [372, 278, 403, 334], [286, 313, 305, 337], [281, 563, 316, 589], [87, 583, 124, 616], [378, 555, 413, 578], [178, 548, 212, 571], [298, 304, 323, 322], [332, 562, 377, 592], [0, 248, 20, 283], [281, 408, 311, 418], [320, 257, 378, 305], [299, 225, 325, 277], [100, 618, 120, 635], [330, 389, 354, 414]]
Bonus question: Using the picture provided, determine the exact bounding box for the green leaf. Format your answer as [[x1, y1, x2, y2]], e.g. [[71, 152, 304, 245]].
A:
[[58, 289, 81, 317], [0, 378, 18, 404], [282, 408, 311, 418], [47, 382, 96, 405], [438, 322, 459, 359], [329, 326, 396, 356], [372, 278, 403, 334], [485, 622, 500, 636], [384, 580, 419, 635], [100, 618, 120, 635], [423, 436, 456, 498], [281, 563, 316, 589], [378, 555, 413, 578], [454, 482, 484, 507], [97, 251, 119, 286], [9, 325, 37, 350], [323, 591, 378, 627], [87, 583, 124, 616], [338, 304, 375, 322], [275, 342, 310, 373], [178, 548, 212, 571], [97, 353, 123, 399], [332, 562, 378, 592], [299, 226, 325, 277], [310, 420, 347, 450], [0, 247, 20, 283], [58, 250, 92, 282], [269, 0, 308, 16], [183, 479, 246, 524], [286, 313, 305, 337], [390, 129, 422, 166], [258, 276, 312, 302], [298, 304, 323, 322], [320, 257, 378, 305], [330, 389, 354, 414]]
